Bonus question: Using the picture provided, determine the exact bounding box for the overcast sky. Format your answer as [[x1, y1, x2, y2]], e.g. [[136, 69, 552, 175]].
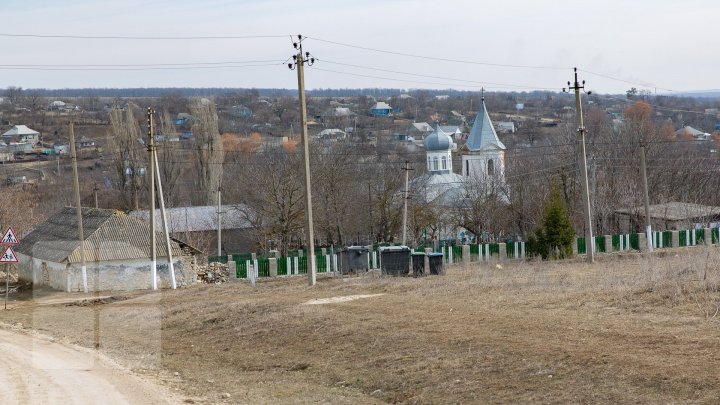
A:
[[1, 0, 717, 94]]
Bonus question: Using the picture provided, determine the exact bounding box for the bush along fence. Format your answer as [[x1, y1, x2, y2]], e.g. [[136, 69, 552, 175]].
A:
[[207, 227, 717, 281]]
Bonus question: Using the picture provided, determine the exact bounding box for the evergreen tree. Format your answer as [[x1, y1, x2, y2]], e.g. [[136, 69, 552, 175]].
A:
[[528, 184, 575, 259]]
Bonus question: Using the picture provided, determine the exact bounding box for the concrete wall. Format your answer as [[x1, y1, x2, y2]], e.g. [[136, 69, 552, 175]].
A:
[[16, 253, 197, 292]]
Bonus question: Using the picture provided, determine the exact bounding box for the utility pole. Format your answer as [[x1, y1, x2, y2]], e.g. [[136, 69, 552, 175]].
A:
[[564, 68, 594, 263], [152, 144, 177, 289], [69, 122, 88, 292], [368, 182, 373, 243], [147, 108, 157, 290], [288, 34, 317, 286], [401, 161, 412, 246], [639, 141, 653, 252], [217, 187, 223, 257], [93, 183, 99, 209]]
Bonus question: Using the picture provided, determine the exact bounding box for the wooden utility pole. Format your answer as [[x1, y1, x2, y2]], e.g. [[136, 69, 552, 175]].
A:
[[564, 68, 594, 263], [152, 144, 177, 289], [289, 34, 317, 286], [70, 122, 88, 292], [639, 142, 653, 252], [147, 108, 157, 290], [401, 161, 412, 246]]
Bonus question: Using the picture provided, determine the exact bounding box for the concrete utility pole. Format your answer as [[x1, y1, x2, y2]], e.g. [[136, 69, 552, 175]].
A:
[[147, 108, 157, 290], [69, 122, 88, 292], [564, 68, 594, 263], [401, 161, 412, 246], [217, 187, 222, 257], [288, 34, 317, 286], [639, 142, 653, 252], [93, 183, 99, 209], [152, 144, 177, 289]]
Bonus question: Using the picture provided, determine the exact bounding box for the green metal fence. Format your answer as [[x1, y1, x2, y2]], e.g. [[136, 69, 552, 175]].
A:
[[577, 237, 586, 255], [595, 236, 606, 253], [662, 231, 672, 248], [470, 244, 480, 261], [236, 260, 247, 278], [452, 245, 462, 262], [506, 242, 515, 258]]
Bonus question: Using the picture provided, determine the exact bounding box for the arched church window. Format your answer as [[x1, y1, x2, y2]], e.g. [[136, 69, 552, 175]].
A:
[[441, 156, 447, 170], [433, 157, 439, 171], [465, 160, 469, 176], [488, 159, 494, 176], [428, 157, 432, 171]]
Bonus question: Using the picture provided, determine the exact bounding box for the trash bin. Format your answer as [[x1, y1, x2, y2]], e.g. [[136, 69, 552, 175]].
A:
[[338, 246, 369, 274], [427, 252, 444, 275], [411, 252, 425, 277], [379, 246, 411, 276]]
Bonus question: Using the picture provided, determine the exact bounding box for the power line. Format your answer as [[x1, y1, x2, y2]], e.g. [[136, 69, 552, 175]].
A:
[[0, 63, 283, 71], [317, 59, 557, 90], [579, 69, 674, 92], [0, 33, 287, 40], [306, 36, 568, 70], [0, 60, 283, 68]]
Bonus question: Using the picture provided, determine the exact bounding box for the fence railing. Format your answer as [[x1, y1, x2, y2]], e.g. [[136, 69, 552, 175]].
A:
[[209, 226, 720, 281]]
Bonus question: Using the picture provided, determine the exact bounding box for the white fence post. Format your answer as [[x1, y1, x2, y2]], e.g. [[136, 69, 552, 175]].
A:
[[245, 260, 251, 279], [691, 229, 697, 246], [294, 256, 299, 275], [286, 258, 291, 276], [520, 241, 525, 259], [514, 242, 519, 259], [484, 244, 490, 262]]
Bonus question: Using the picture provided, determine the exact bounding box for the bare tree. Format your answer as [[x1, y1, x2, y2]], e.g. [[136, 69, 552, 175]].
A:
[[156, 110, 182, 207], [108, 105, 146, 210], [190, 99, 224, 206], [227, 146, 305, 255]]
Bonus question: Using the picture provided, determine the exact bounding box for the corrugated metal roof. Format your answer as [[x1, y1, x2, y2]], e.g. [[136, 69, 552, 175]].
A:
[[615, 202, 720, 221], [129, 204, 251, 233], [16, 207, 181, 264], [2, 125, 39, 137]]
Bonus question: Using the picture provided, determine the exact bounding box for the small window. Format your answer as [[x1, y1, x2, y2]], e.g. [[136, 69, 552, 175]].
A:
[[441, 156, 447, 170], [488, 159, 494, 176], [465, 160, 469, 176], [433, 157, 439, 171], [427, 157, 432, 171]]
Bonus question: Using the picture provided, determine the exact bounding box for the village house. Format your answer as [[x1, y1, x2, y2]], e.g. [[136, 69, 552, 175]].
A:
[[74, 135, 97, 150], [129, 204, 253, 255], [2, 125, 40, 145], [369, 101, 393, 116], [615, 202, 720, 232], [15, 207, 199, 292]]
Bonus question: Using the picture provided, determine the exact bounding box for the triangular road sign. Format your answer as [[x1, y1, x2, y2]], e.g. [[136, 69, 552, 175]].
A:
[[1, 227, 19, 245], [0, 246, 18, 263]]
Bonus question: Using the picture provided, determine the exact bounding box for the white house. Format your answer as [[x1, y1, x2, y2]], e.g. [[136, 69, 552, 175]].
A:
[[2, 125, 40, 145], [16, 208, 199, 292]]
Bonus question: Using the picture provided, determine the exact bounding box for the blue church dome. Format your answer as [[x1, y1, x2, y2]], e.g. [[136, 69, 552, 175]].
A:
[[424, 126, 453, 151]]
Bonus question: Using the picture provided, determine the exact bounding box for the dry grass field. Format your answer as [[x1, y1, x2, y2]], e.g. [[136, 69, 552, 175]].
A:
[[3, 248, 720, 404]]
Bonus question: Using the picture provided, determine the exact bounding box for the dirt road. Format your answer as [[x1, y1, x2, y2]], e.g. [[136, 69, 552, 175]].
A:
[[0, 328, 178, 404]]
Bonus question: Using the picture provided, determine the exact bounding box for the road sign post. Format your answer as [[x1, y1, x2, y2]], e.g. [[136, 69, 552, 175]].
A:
[[2, 226, 20, 310]]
